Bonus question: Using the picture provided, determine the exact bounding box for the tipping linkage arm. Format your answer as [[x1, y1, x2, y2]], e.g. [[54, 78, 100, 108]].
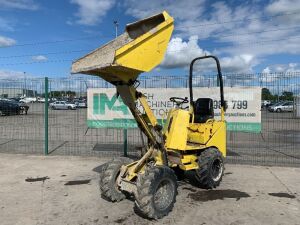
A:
[[116, 83, 168, 167]]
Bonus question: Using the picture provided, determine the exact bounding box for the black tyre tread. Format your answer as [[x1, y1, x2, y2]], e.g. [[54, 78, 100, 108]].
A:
[[195, 148, 224, 189], [99, 157, 133, 202], [135, 166, 178, 219], [172, 166, 185, 181]]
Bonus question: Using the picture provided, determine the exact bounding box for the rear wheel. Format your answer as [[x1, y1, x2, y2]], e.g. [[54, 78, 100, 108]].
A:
[[51, 106, 56, 110], [99, 157, 133, 202], [135, 166, 177, 219], [194, 148, 224, 189]]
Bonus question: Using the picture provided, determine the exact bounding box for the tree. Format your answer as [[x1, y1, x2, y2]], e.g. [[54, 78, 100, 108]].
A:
[[280, 91, 294, 101], [49, 90, 76, 98], [262, 88, 273, 100]]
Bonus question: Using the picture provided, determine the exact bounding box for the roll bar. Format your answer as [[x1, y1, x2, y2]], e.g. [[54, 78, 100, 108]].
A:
[[189, 55, 225, 108]]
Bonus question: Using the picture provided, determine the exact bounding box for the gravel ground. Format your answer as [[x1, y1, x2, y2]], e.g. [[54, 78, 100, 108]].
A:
[[0, 154, 299, 225]]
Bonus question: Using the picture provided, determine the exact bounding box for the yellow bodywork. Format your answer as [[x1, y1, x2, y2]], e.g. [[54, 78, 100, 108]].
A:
[[162, 107, 226, 170], [163, 108, 226, 156], [71, 10, 226, 183], [163, 109, 190, 150], [115, 13, 174, 73]]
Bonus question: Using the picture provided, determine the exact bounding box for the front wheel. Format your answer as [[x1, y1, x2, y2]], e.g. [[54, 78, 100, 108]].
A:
[[99, 157, 133, 202], [135, 166, 178, 219], [194, 148, 224, 189], [276, 108, 282, 113]]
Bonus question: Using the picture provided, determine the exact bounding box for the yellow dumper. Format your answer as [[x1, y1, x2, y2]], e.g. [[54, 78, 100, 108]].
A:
[[72, 11, 226, 219]]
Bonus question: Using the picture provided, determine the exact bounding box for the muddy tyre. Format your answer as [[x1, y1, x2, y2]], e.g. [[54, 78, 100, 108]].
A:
[[195, 148, 224, 189], [135, 166, 177, 219], [99, 157, 133, 202], [172, 166, 185, 181]]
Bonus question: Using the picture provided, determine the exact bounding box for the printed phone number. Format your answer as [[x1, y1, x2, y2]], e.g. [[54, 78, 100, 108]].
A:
[[214, 100, 248, 109]]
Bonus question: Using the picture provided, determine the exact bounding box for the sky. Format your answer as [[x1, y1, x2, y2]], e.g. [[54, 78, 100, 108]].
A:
[[0, 0, 300, 80]]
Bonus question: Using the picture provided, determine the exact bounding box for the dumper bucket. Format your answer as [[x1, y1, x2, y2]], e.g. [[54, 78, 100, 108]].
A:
[[71, 11, 174, 83]]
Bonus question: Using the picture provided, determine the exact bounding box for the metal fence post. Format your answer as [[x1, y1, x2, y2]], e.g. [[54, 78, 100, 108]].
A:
[[123, 129, 128, 157], [44, 77, 49, 155]]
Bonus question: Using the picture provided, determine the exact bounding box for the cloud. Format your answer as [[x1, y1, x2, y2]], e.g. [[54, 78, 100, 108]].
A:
[[260, 73, 278, 83], [260, 63, 300, 82], [262, 63, 300, 73], [205, 1, 300, 56], [0, 0, 39, 10], [160, 36, 256, 73], [0, 17, 14, 31], [266, 0, 300, 25], [262, 67, 271, 74], [124, 0, 300, 58], [220, 55, 255, 73], [70, 0, 115, 25], [32, 55, 48, 62], [161, 36, 209, 68], [124, 0, 205, 21], [266, 0, 300, 13], [0, 70, 27, 79], [0, 36, 16, 47]]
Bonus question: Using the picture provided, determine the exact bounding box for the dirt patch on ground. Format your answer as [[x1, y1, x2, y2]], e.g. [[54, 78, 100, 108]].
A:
[[188, 189, 250, 202], [0, 154, 299, 225]]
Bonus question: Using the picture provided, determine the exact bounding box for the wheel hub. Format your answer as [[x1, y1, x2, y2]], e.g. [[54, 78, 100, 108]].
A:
[[211, 159, 223, 182], [153, 179, 175, 211]]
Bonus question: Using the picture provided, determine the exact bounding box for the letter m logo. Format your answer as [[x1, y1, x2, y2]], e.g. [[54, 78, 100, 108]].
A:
[[93, 93, 129, 115]]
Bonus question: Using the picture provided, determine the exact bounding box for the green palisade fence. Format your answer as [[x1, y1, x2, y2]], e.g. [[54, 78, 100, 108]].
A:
[[0, 73, 299, 167]]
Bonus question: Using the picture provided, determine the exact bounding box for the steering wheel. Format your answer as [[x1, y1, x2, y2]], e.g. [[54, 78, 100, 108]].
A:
[[170, 97, 189, 108]]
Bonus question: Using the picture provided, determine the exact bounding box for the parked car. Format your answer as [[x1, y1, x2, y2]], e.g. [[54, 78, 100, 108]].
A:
[[261, 100, 271, 108], [268, 101, 282, 111], [268, 101, 294, 112], [74, 100, 87, 108], [37, 97, 45, 103], [20, 97, 37, 103], [9, 97, 21, 102], [0, 100, 21, 115], [1, 99, 29, 115], [50, 101, 76, 110], [18, 102, 29, 114]]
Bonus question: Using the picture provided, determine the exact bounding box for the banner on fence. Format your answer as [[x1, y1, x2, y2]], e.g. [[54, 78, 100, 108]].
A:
[[87, 87, 262, 133]]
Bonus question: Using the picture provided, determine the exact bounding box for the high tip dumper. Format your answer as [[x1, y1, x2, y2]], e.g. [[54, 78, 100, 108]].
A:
[[71, 11, 227, 219]]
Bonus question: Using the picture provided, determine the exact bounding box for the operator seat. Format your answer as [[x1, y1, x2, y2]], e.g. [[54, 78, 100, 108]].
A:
[[193, 98, 214, 123]]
